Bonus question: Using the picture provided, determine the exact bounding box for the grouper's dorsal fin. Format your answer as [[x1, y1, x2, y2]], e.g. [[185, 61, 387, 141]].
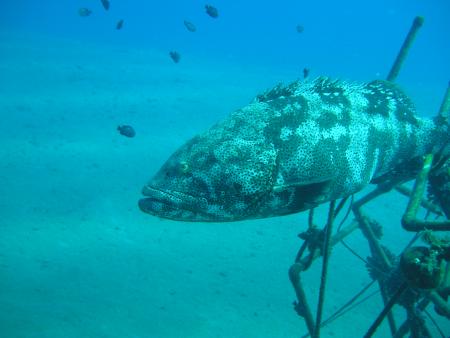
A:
[[255, 81, 301, 102]]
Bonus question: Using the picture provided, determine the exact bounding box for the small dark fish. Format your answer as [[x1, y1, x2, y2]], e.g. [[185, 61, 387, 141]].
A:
[[296, 24, 304, 33], [78, 8, 92, 17], [205, 4, 219, 18], [184, 20, 197, 32], [169, 51, 181, 63], [303, 67, 310, 79], [116, 19, 124, 30], [117, 125, 135, 138], [101, 0, 110, 10]]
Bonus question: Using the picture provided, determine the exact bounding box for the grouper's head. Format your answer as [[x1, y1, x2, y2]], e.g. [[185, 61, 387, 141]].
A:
[[138, 79, 355, 222], [139, 103, 301, 222], [139, 126, 280, 221]]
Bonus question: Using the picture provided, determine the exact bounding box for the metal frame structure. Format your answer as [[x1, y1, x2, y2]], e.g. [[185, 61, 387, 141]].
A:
[[288, 16, 450, 338]]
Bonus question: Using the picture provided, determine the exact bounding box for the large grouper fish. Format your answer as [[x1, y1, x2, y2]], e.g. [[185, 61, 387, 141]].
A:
[[139, 78, 449, 222]]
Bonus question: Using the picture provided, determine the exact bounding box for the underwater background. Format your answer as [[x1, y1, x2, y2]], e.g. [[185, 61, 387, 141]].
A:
[[1, 0, 449, 337]]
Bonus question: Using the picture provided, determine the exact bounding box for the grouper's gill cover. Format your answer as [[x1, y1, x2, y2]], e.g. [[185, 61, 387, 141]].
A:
[[139, 78, 449, 222]]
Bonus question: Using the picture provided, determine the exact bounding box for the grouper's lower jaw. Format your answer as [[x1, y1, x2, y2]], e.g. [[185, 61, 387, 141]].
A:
[[139, 185, 219, 222], [138, 197, 192, 220]]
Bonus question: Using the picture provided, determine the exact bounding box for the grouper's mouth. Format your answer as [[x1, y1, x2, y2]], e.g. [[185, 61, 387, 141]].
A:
[[138, 185, 209, 221]]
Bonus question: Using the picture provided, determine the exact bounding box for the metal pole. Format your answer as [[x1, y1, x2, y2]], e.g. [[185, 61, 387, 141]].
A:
[[313, 200, 336, 338], [364, 282, 409, 338], [387, 16, 424, 82]]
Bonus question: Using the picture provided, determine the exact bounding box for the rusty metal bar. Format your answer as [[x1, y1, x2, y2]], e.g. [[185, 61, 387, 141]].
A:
[[387, 16, 424, 81], [394, 185, 443, 216], [313, 201, 336, 338], [289, 263, 316, 335], [402, 154, 450, 231], [438, 81, 450, 116], [352, 206, 397, 335], [364, 282, 409, 338], [290, 220, 359, 336]]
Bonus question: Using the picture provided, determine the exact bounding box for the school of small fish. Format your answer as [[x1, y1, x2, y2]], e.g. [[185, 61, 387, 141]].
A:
[[77, 3, 305, 69], [76, 2, 315, 164]]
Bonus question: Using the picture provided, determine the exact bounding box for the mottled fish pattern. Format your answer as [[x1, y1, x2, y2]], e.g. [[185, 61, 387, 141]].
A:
[[139, 77, 449, 222]]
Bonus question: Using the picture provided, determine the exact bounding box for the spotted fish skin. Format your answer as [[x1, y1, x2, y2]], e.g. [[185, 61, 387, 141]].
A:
[[139, 78, 449, 222]]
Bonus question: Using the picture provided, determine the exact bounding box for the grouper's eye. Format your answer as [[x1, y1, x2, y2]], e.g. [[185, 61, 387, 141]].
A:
[[163, 161, 191, 178], [179, 161, 190, 174]]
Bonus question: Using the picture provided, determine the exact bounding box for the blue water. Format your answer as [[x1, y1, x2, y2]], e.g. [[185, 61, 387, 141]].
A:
[[1, 1, 449, 337]]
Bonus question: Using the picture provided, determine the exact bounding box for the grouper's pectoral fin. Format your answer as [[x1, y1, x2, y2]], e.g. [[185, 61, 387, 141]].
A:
[[273, 177, 335, 210]]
